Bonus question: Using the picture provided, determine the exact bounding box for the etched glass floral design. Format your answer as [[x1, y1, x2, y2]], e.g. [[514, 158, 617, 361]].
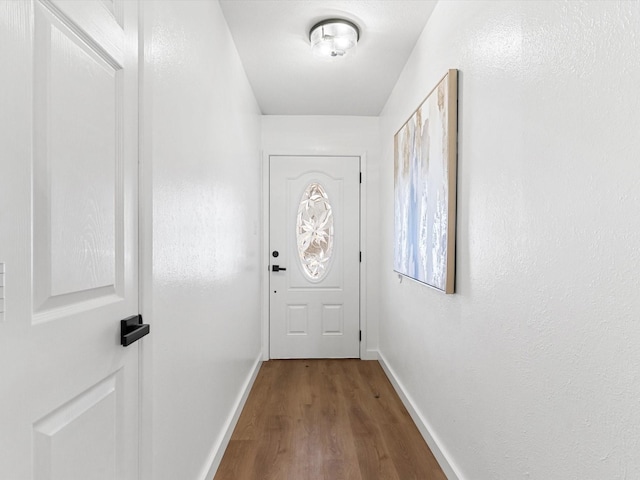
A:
[[296, 183, 334, 280]]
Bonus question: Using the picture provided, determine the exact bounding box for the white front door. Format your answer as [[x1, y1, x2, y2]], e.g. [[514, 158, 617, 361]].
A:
[[269, 156, 360, 359], [0, 1, 140, 479]]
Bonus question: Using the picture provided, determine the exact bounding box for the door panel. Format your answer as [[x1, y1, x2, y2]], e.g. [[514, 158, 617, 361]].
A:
[[0, 1, 139, 479], [321, 304, 343, 335], [33, 0, 125, 319], [270, 156, 360, 359], [33, 372, 121, 480]]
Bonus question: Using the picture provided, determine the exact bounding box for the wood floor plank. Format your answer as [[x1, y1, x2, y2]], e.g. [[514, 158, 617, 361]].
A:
[[214, 440, 256, 479], [232, 361, 276, 441], [214, 359, 447, 480]]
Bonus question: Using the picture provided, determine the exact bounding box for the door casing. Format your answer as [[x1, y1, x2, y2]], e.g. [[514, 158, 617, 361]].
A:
[[262, 151, 371, 360]]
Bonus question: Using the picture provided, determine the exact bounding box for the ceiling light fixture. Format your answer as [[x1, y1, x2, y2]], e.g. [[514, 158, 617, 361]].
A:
[[309, 19, 360, 58]]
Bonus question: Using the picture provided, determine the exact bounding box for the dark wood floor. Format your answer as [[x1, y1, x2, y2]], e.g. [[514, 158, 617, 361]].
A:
[[214, 359, 447, 480]]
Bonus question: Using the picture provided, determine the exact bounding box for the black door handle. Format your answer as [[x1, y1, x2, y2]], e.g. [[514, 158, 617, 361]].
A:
[[121, 315, 150, 346], [272, 265, 287, 272]]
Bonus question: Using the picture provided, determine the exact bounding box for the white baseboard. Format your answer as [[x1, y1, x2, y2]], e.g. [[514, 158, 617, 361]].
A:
[[199, 352, 263, 480], [361, 348, 380, 360], [378, 352, 464, 480]]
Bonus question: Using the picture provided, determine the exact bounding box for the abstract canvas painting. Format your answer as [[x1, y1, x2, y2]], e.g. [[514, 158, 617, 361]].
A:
[[394, 69, 458, 293]]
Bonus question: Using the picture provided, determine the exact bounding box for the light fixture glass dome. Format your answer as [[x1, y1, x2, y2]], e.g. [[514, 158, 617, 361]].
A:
[[309, 19, 359, 58]]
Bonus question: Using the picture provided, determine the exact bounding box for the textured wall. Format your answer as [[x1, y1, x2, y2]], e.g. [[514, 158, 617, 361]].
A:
[[142, 2, 262, 479], [379, 1, 640, 478]]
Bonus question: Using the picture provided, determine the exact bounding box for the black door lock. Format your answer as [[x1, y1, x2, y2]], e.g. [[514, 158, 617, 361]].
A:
[[272, 265, 287, 272]]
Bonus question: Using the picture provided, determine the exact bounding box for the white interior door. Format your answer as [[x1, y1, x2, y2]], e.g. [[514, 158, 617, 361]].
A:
[[0, 1, 140, 479], [269, 156, 360, 359]]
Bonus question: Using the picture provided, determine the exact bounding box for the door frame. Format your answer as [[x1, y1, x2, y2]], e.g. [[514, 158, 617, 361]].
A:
[[138, 2, 153, 479], [261, 151, 371, 360]]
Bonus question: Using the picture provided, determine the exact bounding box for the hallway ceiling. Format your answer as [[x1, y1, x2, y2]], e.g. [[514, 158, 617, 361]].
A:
[[219, 0, 438, 116]]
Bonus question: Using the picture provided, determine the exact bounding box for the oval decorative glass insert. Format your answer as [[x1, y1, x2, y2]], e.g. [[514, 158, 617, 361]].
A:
[[296, 183, 334, 280]]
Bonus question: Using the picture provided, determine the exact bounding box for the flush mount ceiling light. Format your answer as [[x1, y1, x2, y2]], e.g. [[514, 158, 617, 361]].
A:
[[309, 19, 360, 58]]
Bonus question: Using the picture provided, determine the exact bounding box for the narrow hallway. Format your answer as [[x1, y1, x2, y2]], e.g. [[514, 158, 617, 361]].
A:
[[215, 360, 446, 479]]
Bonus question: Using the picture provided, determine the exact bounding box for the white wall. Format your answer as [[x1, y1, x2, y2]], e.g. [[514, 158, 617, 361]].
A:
[[379, 1, 640, 479], [262, 116, 381, 358], [141, 2, 262, 479]]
